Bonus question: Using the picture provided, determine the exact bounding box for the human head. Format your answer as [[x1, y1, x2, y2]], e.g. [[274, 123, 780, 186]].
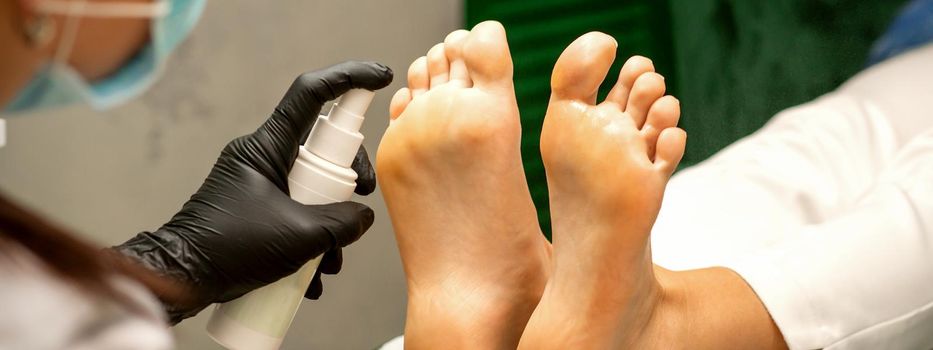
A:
[[0, 0, 204, 111]]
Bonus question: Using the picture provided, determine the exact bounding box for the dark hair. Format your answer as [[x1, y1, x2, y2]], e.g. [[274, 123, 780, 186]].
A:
[[0, 190, 186, 314]]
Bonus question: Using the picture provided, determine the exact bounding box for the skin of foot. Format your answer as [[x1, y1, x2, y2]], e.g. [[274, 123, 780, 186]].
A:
[[517, 31, 686, 349], [518, 32, 787, 349], [377, 21, 551, 349]]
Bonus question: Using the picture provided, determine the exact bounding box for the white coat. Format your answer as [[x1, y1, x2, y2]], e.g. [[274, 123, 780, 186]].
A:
[[0, 247, 171, 350], [652, 43, 933, 349]]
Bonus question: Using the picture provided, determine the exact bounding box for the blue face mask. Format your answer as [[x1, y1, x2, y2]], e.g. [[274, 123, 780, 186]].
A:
[[3, 0, 206, 114]]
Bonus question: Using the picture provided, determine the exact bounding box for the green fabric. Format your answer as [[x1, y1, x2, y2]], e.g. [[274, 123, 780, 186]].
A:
[[670, 0, 905, 164], [465, 0, 905, 238]]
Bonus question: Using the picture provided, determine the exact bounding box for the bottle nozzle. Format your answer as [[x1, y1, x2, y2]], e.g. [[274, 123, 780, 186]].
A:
[[301, 89, 374, 168], [327, 89, 374, 132]]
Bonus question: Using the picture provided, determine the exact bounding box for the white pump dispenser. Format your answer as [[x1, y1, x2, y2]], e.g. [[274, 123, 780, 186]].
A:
[[206, 89, 375, 350]]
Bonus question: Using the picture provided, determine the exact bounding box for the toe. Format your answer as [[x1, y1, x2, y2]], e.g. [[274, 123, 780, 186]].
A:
[[389, 87, 412, 120], [408, 56, 429, 97], [642, 95, 680, 160], [605, 56, 655, 108], [625, 72, 666, 128], [551, 31, 617, 104], [654, 127, 687, 176], [427, 43, 449, 88], [462, 20, 514, 89], [444, 29, 472, 87]]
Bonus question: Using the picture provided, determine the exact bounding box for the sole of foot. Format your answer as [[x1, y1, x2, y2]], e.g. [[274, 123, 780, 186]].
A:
[[377, 20, 552, 349], [519, 31, 686, 349]]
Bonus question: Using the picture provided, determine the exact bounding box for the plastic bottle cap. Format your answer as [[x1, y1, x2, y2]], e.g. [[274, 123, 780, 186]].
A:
[[328, 89, 374, 131], [302, 89, 373, 168]]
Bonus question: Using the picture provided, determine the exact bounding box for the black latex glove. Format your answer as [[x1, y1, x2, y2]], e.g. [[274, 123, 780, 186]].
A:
[[113, 61, 393, 324]]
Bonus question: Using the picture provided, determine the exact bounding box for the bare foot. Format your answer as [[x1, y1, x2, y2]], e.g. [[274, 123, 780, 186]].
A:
[[519, 32, 686, 349], [377, 21, 551, 349]]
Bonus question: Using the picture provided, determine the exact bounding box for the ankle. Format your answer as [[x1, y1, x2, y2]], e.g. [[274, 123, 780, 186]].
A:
[[522, 266, 664, 349], [405, 289, 537, 349], [627, 266, 690, 349]]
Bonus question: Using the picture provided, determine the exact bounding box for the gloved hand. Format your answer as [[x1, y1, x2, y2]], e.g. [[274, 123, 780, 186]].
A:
[[113, 61, 393, 324]]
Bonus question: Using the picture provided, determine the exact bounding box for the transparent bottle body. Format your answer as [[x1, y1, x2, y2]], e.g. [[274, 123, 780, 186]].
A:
[[207, 153, 357, 350], [206, 90, 372, 350]]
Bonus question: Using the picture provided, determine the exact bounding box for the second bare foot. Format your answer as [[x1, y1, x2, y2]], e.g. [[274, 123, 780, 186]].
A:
[[520, 32, 686, 349]]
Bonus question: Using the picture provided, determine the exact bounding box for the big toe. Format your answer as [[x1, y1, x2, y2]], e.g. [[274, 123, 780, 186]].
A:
[[462, 20, 513, 88], [551, 32, 617, 103]]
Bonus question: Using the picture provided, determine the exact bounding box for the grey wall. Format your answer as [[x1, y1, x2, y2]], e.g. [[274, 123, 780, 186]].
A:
[[0, 0, 461, 348]]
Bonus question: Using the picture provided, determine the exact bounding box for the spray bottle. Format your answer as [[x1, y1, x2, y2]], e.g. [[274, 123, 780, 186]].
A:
[[206, 89, 375, 350]]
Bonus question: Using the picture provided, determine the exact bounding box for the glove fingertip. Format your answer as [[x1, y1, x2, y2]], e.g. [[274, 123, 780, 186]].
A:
[[352, 146, 377, 196], [345, 202, 374, 246], [305, 271, 324, 300], [353, 179, 376, 196], [340, 61, 394, 90], [319, 249, 343, 275], [363, 61, 394, 88], [358, 205, 375, 232], [310, 201, 374, 249]]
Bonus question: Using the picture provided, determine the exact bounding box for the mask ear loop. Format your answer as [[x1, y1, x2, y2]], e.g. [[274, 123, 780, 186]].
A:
[[34, 0, 170, 18], [50, 0, 87, 65], [35, 0, 171, 65]]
